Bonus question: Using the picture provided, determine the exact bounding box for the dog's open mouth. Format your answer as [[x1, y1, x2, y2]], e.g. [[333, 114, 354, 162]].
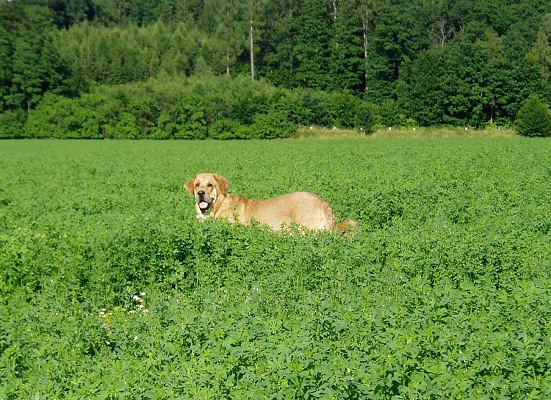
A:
[[198, 200, 210, 212], [197, 196, 213, 215]]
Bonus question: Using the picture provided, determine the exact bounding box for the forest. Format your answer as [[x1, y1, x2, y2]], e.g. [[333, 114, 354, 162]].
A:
[[0, 0, 550, 138]]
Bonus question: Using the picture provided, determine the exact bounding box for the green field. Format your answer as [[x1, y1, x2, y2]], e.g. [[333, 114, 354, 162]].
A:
[[1, 138, 550, 399]]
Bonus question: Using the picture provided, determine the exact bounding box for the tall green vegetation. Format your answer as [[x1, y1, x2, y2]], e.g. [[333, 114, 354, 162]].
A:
[[515, 94, 551, 137], [1, 139, 550, 397], [18, 76, 373, 139], [0, 3, 78, 113], [0, 0, 550, 133]]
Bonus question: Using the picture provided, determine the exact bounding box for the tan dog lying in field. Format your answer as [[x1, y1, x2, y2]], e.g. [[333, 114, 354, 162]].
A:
[[186, 173, 355, 232]]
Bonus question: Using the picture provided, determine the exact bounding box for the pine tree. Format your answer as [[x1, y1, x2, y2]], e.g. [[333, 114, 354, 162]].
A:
[[515, 94, 551, 137]]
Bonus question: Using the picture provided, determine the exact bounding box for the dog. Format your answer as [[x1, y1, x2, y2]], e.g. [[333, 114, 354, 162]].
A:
[[185, 173, 356, 232]]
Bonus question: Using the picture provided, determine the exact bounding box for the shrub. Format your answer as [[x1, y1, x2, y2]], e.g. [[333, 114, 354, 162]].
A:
[[104, 112, 139, 139], [251, 110, 297, 139], [378, 98, 402, 127], [326, 91, 362, 128], [22, 76, 379, 139], [514, 94, 551, 137], [208, 119, 242, 140], [156, 95, 207, 139], [25, 93, 105, 139], [355, 101, 376, 133], [25, 93, 73, 138], [0, 110, 26, 138], [293, 89, 331, 126]]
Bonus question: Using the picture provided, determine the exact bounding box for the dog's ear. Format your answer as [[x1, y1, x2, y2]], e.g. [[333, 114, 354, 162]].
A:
[[185, 176, 196, 195], [214, 174, 228, 194]]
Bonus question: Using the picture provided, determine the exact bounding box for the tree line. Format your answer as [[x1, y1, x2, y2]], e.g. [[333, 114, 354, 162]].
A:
[[19, 76, 375, 139], [1, 0, 550, 138]]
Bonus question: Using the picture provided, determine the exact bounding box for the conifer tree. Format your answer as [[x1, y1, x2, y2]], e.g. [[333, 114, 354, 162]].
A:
[[515, 94, 551, 137]]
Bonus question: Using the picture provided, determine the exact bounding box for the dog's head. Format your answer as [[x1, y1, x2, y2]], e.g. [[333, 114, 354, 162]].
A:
[[185, 173, 228, 216]]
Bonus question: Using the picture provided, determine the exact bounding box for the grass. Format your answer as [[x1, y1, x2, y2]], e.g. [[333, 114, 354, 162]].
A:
[[297, 125, 518, 139], [1, 138, 550, 399]]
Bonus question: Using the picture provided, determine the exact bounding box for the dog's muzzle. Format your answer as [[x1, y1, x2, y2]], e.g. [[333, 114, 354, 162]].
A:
[[196, 190, 213, 213]]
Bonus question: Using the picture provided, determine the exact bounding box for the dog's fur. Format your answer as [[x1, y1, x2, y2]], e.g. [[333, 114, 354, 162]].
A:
[[185, 173, 355, 232]]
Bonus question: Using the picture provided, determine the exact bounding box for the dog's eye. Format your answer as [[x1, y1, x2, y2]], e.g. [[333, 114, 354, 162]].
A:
[[207, 183, 213, 187], [195, 182, 200, 187]]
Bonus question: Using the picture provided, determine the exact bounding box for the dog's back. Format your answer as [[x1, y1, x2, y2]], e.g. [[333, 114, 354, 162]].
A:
[[240, 192, 335, 231]]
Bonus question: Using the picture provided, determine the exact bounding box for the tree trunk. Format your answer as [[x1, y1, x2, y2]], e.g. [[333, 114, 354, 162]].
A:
[[333, 1, 339, 49], [250, 18, 255, 80], [362, 13, 369, 94], [226, 51, 230, 75]]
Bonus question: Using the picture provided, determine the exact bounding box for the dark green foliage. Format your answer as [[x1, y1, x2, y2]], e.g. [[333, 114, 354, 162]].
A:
[[251, 109, 297, 139], [21, 76, 374, 139], [1, 139, 550, 398], [54, 22, 204, 85], [515, 94, 551, 137], [355, 101, 376, 133], [0, 3, 79, 113], [0, 110, 25, 139], [0, 0, 550, 129], [25, 93, 102, 139], [157, 94, 207, 140], [397, 41, 542, 127], [207, 119, 243, 140], [376, 98, 406, 128], [278, 89, 375, 131]]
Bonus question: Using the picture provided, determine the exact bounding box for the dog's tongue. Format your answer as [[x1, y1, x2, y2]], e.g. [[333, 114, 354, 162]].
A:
[[199, 201, 209, 210]]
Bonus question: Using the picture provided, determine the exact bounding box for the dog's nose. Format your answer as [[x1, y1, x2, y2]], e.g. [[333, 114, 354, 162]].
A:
[[197, 190, 205, 196]]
